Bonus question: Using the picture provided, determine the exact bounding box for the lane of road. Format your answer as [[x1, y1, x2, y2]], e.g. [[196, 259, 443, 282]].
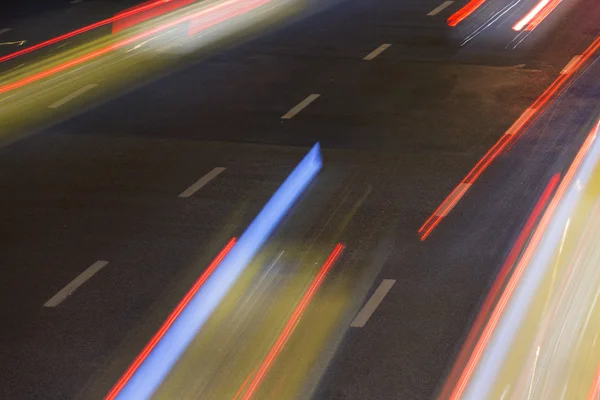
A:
[[1, 0, 599, 398]]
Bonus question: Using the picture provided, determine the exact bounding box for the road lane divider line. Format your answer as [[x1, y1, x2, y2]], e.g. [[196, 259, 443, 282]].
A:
[[48, 83, 97, 109], [350, 279, 395, 328], [561, 55, 582, 74], [418, 35, 600, 241], [363, 44, 391, 60], [108, 143, 323, 400], [43, 260, 108, 307], [0, 28, 11, 36], [281, 94, 320, 119], [178, 167, 225, 198], [240, 243, 345, 400], [428, 1, 455, 16]]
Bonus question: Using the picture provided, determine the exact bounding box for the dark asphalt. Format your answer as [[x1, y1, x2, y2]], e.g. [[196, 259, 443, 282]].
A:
[[1, 0, 599, 398]]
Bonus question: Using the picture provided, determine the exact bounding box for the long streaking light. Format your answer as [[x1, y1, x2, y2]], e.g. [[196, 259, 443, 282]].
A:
[[447, 0, 488, 27], [108, 143, 323, 400], [449, 121, 600, 400], [418, 35, 600, 241], [437, 173, 560, 399], [0, 0, 267, 95], [587, 361, 600, 400], [0, 0, 175, 64], [112, 0, 197, 33], [105, 237, 237, 399], [512, 0, 562, 31], [239, 243, 345, 400]]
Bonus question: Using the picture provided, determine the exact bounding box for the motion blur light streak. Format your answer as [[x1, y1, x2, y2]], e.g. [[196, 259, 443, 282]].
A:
[[0, 0, 270, 95], [419, 35, 600, 241], [109, 144, 322, 400], [438, 173, 560, 400], [187, 0, 272, 36], [448, 122, 599, 400], [524, 0, 562, 31], [0, 0, 177, 64], [447, 0, 487, 27], [233, 370, 255, 400], [113, 0, 197, 33], [588, 361, 600, 400], [512, 0, 562, 31], [239, 243, 346, 400], [105, 237, 237, 400]]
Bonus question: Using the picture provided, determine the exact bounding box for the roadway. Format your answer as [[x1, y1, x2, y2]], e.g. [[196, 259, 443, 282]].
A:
[[0, 0, 599, 398]]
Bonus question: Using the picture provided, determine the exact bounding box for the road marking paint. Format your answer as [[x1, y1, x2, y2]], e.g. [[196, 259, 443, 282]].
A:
[[434, 183, 472, 217], [281, 94, 320, 119], [179, 167, 225, 198], [48, 83, 97, 109], [428, 1, 455, 16], [0, 28, 11, 36], [561, 55, 582, 74], [44, 261, 108, 307], [0, 40, 26, 46], [363, 43, 391, 60], [351, 279, 395, 328], [504, 108, 537, 135]]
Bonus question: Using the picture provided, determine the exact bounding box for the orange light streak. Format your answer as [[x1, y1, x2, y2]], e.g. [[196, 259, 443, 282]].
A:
[[0, 0, 264, 95], [513, 0, 562, 31], [419, 35, 600, 241], [239, 243, 345, 400], [105, 238, 237, 400], [437, 173, 560, 399], [448, 122, 598, 400], [447, 0, 488, 27], [0, 0, 174, 64]]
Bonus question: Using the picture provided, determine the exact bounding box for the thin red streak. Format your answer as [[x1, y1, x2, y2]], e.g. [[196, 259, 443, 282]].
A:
[[0, 0, 252, 95], [437, 173, 560, 399], [105, 237, 237, 400], [0, 0, 172, 64], [448, 123, 598, 400], [587, 360, 600, 400], [113, 0, 197, 33], [418, 35, 600, 241], [239, 243, 345, 400], [447, 0, 487, 27]]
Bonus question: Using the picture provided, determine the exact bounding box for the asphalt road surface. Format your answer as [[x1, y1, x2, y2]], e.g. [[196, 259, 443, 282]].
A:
[[1, 0, 599, 398]]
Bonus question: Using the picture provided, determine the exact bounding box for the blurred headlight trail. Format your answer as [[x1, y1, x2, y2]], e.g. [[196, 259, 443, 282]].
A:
[[0, 0, 269, 95], [239, 243, 345, 400], [0, 0, 182, 64], [444, 120, 600, 400], [512, 0, 563, 31], [418, 35, 600, 241], [447, 0, 488, 27], [107, 144, 322, 400]]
